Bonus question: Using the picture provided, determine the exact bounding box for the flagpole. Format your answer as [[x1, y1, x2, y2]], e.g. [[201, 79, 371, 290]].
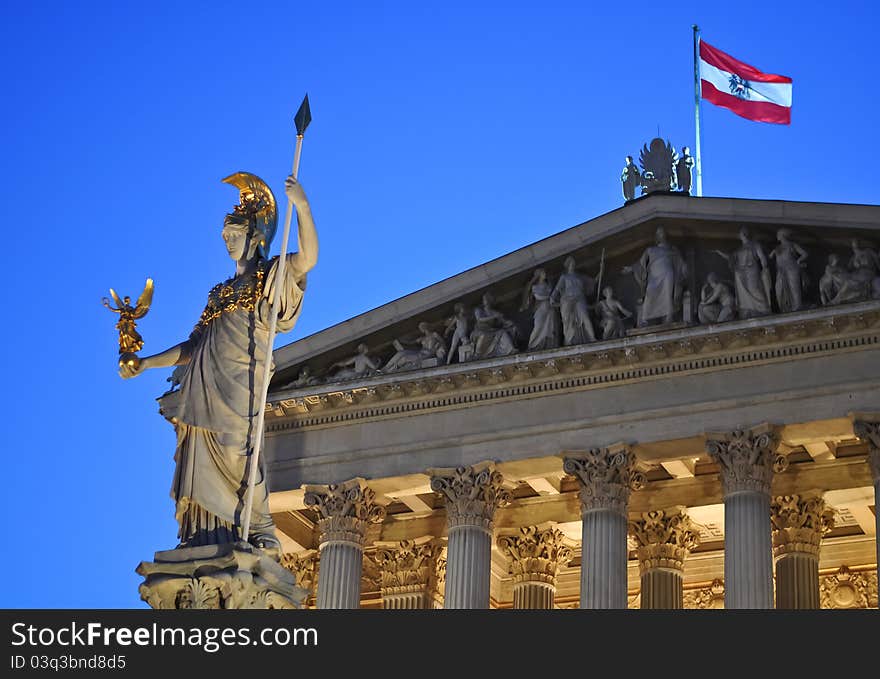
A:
[[240, 94, 311, 545], [692, 24, 703, 197]]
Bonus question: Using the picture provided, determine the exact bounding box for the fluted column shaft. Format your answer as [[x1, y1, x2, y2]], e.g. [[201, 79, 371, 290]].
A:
[[706, 425, 786, 609], [726, 490, 774, 608], [771, 494, 834, 609], [316, 542, 363, 609], [564, 446, 645, 609], [303, 478, 385, 610], [429, 463, 511, 609], [582, 509, 628, 608], [513, 582, 555, 608], [853, 419, 880, 607], [629, 508, 700, 609], [445, 526, 491, 608]]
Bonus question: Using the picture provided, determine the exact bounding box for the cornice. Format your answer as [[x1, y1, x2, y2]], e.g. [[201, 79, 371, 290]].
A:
[[264, 302, 880, 433]]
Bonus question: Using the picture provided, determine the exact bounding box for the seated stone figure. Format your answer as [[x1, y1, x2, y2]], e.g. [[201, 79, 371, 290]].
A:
[[698, 272, 736, 324], [329, 343, 381, 381], [382, 322, 448, 373], [825, 239, 880, 305], [471, 293, 518, 359]]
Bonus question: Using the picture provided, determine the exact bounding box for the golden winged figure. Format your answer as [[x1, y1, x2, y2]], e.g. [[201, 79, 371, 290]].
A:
[[102, 278, 154, 355]]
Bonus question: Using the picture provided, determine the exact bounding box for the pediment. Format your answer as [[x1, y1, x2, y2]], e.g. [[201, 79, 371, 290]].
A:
[[270, 194, 880, 393]]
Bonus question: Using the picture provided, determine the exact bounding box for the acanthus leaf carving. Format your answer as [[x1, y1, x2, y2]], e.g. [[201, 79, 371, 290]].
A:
[[770, 494, 835, 558], [497, 525, 574, 586], [303, 478, 386, 547], [428, 463, 511, 532], [705, 425, 785, 496], [628, 508, 701, 573], [563, 445, 645, 514]]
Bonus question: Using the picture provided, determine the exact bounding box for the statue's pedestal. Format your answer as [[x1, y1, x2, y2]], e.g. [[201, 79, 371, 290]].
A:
[[136, 542, 308, 609]]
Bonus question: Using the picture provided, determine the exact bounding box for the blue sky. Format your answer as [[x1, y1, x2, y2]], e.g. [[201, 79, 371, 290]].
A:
[[1, 1, 877, 607]]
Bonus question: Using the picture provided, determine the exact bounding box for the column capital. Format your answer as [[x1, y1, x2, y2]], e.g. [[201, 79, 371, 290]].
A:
[[851, 417, 880, 482], [428, 462, 511, 532], [704, 423, 786, 496], [303, 478, 386, 548], [770, 493, 835, 559], [496, 525, 574, 586], [367, 538, 444, 597], [563, 444, 645, 514], [280, 550, 318, 602], [628, 508, 701, 573]]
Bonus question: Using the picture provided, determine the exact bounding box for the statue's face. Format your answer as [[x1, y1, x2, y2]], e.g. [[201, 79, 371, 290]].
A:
[[564, 258, 575, 273], [222, 216, 253, 261], [739, 228, 749, 243], [655, 228, 666, 244]]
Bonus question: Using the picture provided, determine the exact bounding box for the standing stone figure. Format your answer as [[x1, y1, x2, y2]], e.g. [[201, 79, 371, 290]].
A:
[[675, 146, 695, 194], [622, 226, 688, 326], [444, 302, 471, 364], [330, 343, 381, 380], [382, 322, 447, 373], [550, 255, 597, 345], [713, 226, 772, 319], [596, 286, 632, 339], [621, 155, 641, 202], [698, 272, 736, 324], [770, 228, 809, 313], [119, 173, 317, 552], [471, 293, 518, 359], [520, 268, 560, 351]]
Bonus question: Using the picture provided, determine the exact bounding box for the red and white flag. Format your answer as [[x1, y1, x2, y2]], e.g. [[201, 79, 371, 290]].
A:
[[699, 40, 792, 124]]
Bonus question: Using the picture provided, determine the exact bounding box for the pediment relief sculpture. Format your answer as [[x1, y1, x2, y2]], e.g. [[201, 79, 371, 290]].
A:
[[275, 223, 880, 390]]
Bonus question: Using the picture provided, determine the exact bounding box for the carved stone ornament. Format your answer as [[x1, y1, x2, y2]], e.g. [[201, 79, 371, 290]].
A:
[[280, 550, 318, 596], [137, 543, 308, 610], [704, 424, 786, 496], [303, 478, 386, 547], [563, 445, 646, 514], [367, 539, 444, 595], [428, 463, 512, 532], [683, 579, 725, 609], [628, 508, 701, 573], [819, 566, 878, 609], [852, 418, 880, 482], [496, 525, 574, 586], [770, 494, 835, 558]]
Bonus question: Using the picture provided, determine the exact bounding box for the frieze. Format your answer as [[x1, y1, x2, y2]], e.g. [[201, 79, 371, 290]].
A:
[[265, 302, 880, 432]]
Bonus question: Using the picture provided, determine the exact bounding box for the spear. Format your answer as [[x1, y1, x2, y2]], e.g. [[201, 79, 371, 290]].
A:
[[594, 248, 606, 304], [240, 94, 312, 545]]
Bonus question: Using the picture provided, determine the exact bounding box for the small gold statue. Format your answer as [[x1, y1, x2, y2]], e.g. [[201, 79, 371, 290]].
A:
[[103, 279, 154, 369]]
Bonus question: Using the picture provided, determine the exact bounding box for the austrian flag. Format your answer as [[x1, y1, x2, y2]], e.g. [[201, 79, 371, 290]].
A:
[[699, 40, 792, 124]]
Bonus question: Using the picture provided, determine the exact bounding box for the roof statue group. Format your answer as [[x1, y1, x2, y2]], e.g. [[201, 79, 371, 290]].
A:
[[285, 226, 880, 389], [621, 137, 695, 202]]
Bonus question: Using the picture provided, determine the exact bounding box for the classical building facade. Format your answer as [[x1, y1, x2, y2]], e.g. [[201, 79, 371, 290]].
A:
[[224, 194, 880, 609]]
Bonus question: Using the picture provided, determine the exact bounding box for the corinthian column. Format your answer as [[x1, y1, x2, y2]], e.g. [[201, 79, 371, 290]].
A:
[[497, 525, 574, 609], [628, 508, 700, 609], [563, 445, 646, 609], [705, 424, 787, 609], [852, 418, 880, 604], [771, 493, 834, 609], [303, 478, 386, 609], [428, 463, 511, 609], [368, 538, 444, 609]]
